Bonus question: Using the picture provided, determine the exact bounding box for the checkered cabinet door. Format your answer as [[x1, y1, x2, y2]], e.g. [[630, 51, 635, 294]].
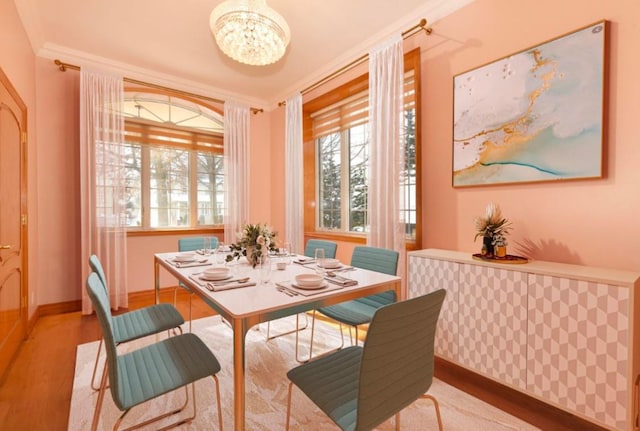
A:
[[408, 256, 459, 362], [527, 274, 630, 431]]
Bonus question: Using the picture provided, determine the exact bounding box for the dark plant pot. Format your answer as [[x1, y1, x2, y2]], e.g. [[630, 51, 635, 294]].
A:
[[483, 236, 494, 256]]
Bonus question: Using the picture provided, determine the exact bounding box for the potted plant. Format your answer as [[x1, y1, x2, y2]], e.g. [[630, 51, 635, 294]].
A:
[[226, 223, 278, 267], [473, 203, 511, 256]]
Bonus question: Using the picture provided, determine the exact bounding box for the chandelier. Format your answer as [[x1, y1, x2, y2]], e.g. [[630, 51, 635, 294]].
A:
[[209, 0, 291, 66]]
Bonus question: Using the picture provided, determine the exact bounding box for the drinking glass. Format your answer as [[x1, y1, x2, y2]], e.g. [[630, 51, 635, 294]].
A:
[[203, 237, 211, 255], [260, 257, 272, 284], [215, 243, 227, 265], [314, 248, 326, 274], [280, 241, 292, 264]]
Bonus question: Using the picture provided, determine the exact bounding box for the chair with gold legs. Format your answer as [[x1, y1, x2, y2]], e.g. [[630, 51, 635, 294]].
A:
[[177, 236, 219, 330], [286, 289, 446, 431], [88, 254, 185, 391], [305, 245, 398, 361], [265, 239, 338, 357], [86, 272, 223, 431]]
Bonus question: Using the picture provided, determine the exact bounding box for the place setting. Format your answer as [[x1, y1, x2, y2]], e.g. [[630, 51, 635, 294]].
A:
[[189, 267, 257, 291], [276, 273, 354, 297], [166, 252, 212, 268]]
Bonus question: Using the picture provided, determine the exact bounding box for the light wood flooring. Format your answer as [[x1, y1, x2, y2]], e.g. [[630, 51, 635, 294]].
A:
[[0, 288, 606, 431]]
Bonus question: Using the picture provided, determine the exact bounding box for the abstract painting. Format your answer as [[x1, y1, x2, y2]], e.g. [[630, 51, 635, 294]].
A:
[[453, 21, 607, 187]]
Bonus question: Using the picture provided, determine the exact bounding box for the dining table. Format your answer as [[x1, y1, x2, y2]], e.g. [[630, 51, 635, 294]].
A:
[[154, 251, 401, 430]]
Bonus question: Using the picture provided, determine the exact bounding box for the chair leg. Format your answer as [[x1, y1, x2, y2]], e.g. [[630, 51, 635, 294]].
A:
[[114, 384, 191, 431], [188, 293, 192, 332], [395, 412, 401, 431], [266, 313, 309, 341], [306, 311, 346, 361], [421, 394, 444, 431], [213, 375, 223, 431], [90, 338, 105, 391], [91, 360, 110, 431], [285, 381, 295, 431]]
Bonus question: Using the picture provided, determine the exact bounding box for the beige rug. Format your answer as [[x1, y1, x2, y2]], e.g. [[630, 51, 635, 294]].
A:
[[69, 316, 540, 430]]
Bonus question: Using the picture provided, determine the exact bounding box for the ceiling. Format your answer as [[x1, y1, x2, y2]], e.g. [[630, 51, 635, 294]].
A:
[[14, 0, 471, 109]]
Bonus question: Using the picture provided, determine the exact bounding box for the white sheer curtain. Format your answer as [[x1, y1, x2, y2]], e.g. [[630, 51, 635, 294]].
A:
[[367, 35, 406, 276], [80, 68, 128, 314], [285, 93, 304, 255], [223, 101, 251, 244]]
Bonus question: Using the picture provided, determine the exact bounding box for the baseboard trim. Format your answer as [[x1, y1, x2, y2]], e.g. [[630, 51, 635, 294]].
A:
[[434, 357, 608, 431], [38, 299, 82, 316]]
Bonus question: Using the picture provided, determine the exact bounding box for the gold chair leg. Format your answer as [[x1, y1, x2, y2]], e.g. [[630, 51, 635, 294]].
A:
[[188, 293, 192, 332], [213, 375, 224, 431], [395, 412, 401, 431], [90, 338, 105, 391], [266, 313, 309, 341], [421, 394, 444, 431], [285, 381, 295, 431], [306, 311, 346, 362], [114, 384, 191, 431], [91, 361, 110, 431]]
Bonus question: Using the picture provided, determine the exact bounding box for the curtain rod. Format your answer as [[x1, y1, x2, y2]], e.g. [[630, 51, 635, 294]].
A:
[[53, 59, 264, 115], [278, 18, 432, 107]]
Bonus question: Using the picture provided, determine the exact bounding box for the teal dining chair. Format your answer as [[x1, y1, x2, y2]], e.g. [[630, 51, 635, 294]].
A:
[[286, 289, 446, 431], [176, 236, 219, 329], [266, 239, 338, 355], [304, 239, 338, 260], [307, 245, 399, 360], [88, 254, 185, 391], [86, 272, 223, 431]]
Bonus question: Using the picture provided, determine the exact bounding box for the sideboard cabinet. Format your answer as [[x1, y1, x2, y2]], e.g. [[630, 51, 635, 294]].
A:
[[408, 249, 640, 431]]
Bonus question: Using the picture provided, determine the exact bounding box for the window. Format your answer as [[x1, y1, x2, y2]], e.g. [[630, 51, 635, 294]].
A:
[[119, 90, 224, 230], [304, 48, 421, 245]]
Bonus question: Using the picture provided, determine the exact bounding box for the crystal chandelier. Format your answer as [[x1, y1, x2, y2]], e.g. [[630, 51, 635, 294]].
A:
[[209, 0, 291, 66]]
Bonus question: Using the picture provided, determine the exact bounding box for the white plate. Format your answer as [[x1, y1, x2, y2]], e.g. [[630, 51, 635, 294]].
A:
[[174, 257, 196, 263], [200, 273, 233, 282], [291, 280, 329, 290], [174, 253, 196, 262], [318, 258, 340, 269]]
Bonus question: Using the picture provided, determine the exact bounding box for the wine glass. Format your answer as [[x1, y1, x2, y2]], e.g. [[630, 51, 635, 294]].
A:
[[215, 243, 227, 265], [314, 248, 326, 274]]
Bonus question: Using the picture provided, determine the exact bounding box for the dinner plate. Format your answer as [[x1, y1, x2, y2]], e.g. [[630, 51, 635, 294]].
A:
[[200, 273, 233, 282], [174, 257, 196, 263], [174, 253, 196, 262], [291, 280, 329, 290], [318, 258, 340, 269]]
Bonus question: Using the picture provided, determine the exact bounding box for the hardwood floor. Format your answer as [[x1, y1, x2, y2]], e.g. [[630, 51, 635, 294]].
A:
[[0, 288, 607, 431]]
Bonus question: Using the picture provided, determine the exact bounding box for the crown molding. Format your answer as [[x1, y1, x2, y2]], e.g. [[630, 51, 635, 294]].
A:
[[38, 43, 269, 111]]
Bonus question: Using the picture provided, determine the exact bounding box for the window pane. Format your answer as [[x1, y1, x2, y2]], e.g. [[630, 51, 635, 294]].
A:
[[403, 108, 417, 240], [317, 133, 341, 230], [349, 124, 368, 232], [123, 142, 142, 227], [149, 147, 189, 227], [196, 152, 224, 225]]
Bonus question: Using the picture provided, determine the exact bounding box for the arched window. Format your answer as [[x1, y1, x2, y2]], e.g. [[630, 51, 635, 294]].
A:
[[120, 89, 224, 230]]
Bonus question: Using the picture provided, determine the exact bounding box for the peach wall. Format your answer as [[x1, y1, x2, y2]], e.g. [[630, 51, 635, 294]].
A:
[[8, 0, 640, 308], [419, 0, 640, 271], [34, 58, 81, 303], [0, 0, 38, 317]]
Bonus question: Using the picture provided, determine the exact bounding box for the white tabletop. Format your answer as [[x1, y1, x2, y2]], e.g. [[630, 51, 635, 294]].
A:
[[155, 252, 401, 321]]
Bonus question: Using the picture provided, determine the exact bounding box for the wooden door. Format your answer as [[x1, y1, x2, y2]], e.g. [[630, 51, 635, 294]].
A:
[[0, 67, 28, 382]]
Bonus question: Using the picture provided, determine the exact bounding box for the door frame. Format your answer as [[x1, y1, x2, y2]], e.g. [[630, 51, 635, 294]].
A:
[[0, 66, 28, 383]]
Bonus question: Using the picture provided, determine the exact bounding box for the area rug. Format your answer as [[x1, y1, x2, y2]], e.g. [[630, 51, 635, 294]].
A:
[[69, 316, 540, 430]]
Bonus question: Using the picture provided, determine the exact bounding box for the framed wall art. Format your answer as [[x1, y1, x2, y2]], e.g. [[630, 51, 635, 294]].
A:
[[452, 20, 607, 187]]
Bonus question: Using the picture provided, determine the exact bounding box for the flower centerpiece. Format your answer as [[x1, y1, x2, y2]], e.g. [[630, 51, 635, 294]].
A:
[[473, 203, 511, 256], [226, 223, 278, 267]]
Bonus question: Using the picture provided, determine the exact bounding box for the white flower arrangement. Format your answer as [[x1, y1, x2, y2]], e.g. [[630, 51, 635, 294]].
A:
[[226, 223, 278, 267]]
